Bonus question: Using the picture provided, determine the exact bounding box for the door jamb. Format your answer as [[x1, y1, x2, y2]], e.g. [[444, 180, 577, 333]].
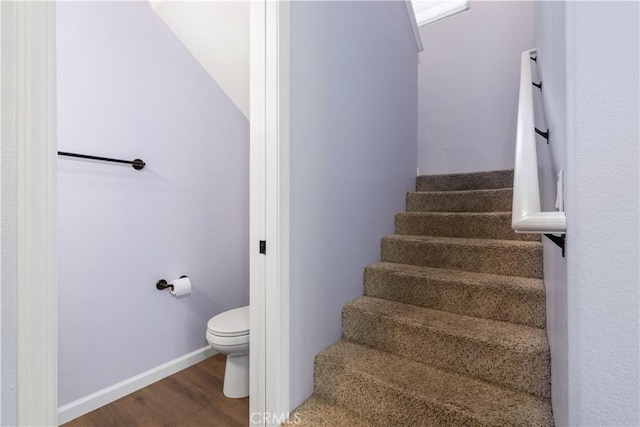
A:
[[249, 1, 290, 425], [7, 0, 290, 425], [6, 2, 59, 425]]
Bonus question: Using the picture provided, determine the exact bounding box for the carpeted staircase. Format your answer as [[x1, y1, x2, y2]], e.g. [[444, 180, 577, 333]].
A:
[[288, 169, 553, 426]]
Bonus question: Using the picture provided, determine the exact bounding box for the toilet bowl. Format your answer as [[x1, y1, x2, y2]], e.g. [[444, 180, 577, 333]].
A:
[[206, 305, 249, 398]]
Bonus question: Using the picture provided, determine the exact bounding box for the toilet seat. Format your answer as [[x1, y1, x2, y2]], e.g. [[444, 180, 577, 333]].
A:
[[206, 330, 249, 347], [207, 305, 249, 337]]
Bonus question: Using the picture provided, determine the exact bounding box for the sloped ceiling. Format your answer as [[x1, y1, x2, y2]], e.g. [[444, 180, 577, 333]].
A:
[[150, 1, 249, 118]]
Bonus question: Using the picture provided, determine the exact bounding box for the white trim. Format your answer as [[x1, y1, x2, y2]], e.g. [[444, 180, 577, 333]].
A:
[[404, 1, 424, 53], [264, 2, 289, 423], [57, 347, 217, 425], [15, 2, 58, 425], [249, 1, 290, 425], [412, 0, 469, 28], [512, 49, 566, 234], [249, 0, 267, 422]]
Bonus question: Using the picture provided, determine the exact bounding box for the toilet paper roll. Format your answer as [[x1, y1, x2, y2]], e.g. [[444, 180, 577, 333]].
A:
[[169, 276, 191, 297]]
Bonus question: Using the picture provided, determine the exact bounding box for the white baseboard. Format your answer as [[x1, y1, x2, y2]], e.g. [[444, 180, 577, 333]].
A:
[[57, 346, 218, 425]]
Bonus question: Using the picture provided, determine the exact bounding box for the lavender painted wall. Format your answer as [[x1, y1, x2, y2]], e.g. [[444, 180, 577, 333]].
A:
[[289, 1, 417, 409], [57, 1, 249, 405], [536, 2, 639, 425], [1, 3, 18, 424], [417, 1, 534, 175], [564, 2, 639, 424]]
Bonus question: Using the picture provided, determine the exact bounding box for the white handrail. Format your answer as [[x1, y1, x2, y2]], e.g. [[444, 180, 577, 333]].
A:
[[512, 49, 566, 234]]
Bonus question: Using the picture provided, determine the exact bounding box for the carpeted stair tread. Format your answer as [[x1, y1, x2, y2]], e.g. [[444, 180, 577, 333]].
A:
[[395, 211, 539, 241], [364, 262, 545, 328], [295, 168, 551, 425], [314, 340, 553, 427], [416, 169, 513, 192], [287, 395, 383, 426], [382, 235, 543, 278], [342, 296, 550, 398], [407, 187, 513, 212]]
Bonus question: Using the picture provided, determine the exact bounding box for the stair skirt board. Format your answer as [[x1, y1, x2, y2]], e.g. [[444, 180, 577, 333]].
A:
[[57, 346, 217, 425], [290, 169, 553, 426]]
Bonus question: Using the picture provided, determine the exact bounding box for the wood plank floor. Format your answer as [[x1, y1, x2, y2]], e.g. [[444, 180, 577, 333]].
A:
[[64, 354, 249, 427]]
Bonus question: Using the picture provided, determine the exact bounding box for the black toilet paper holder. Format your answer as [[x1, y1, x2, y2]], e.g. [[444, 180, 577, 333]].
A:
[[156, 275, 188, 291]]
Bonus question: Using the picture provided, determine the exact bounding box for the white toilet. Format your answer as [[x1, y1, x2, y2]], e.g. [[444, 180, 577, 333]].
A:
[[206, 305, 250, 398]]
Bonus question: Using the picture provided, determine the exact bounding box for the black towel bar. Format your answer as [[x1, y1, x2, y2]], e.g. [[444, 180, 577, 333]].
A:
[[58, 151, 145, 170]]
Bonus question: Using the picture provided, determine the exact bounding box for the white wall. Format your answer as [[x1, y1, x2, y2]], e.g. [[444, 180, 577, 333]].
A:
[[57, 1, 249, 406], [288, 1, 418, 409], [536, 2, 640, 425], [150, 1, 250, 118], [417, 1, 534, 175]]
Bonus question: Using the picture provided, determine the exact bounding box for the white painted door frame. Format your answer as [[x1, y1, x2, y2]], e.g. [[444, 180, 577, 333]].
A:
[[250, 1, 290, 425], [2, 2, 59, 425], [5, 1, 290, 425]]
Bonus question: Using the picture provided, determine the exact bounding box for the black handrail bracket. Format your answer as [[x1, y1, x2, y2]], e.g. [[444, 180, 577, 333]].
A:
[[545, 233, 566, 257]]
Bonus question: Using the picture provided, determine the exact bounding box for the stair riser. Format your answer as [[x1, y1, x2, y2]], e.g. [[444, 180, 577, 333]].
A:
[[406, 190, 513, 212], [363, 267, 546, 328], [312, 341, 554, 427], [288, 397, 379, 427], [381, 238, 543, 278], [342, 306, 551, 398], [294, 167, 554, 425], [395, 213, 539, 241], [416, 170, 513, 192], [315, 358, 488, 427]]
